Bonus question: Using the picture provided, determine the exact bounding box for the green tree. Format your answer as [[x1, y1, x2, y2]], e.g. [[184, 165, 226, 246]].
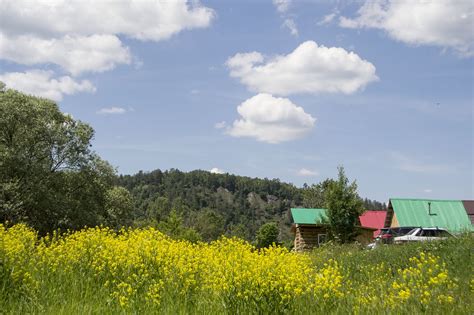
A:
[[324, 166, 364, 244], [301, 179, 335, 208], [146, 196, 171, 222], [157, 210, 202, 243], [256, 222, 279, 248], [105, 186, 134, 229], [0, 87, 115, 233], [192, 208, 225, 241]]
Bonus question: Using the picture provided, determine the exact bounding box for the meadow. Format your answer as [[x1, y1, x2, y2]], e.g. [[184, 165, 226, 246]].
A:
[[0, 224, 472, 314]]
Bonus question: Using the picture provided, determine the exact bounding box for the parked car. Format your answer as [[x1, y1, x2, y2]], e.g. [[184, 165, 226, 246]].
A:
[[393, 227, 454, 244]]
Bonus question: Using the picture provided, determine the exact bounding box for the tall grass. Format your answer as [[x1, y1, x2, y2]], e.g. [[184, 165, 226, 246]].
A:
[[0, 224, 472, 314]]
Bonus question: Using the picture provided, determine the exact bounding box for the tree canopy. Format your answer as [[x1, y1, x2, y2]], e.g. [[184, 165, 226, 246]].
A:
[[0, 88, 119, 233], [256, 222, 279, 248], [324, 166, 365, 244]]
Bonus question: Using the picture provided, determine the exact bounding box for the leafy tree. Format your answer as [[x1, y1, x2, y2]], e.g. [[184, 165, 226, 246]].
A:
[[324, 166, 364, 244], [301, 179, 335, 208], [146, 196, 171, 222], [0, 87, 115, 233], [105, 186, 134, 229], [192, 208, 224, 241], [157, 210, 202, 243], [227, 223, 249, 240], [256, 222, 279, 248]]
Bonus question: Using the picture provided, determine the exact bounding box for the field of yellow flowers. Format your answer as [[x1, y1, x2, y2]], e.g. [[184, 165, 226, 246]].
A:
[[0, 224, 472, 314]]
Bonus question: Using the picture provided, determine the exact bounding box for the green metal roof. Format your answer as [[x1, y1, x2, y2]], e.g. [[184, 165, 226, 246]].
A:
[[291, 208, 328, 225], [390, 198, 472, 233]]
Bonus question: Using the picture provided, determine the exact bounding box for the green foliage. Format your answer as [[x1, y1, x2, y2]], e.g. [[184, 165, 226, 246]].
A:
[[191, 208, 225, 242], [105, 186, 134, 229], [362, 198, 387, 210], [301, 179, 334, 208], [146, 196, 171, 222], [324, 166, 364, 244], [0, 88, 117, 233], [256, 222, 279, 248], [157, 210, 202, 243], [118, 169, 303, 242]]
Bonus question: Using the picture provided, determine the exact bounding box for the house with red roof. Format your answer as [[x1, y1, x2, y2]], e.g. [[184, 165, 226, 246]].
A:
[[359, 210, 387, 238]]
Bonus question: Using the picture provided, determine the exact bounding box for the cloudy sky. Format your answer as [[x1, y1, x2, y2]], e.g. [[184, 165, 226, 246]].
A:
[[0, 0, 472, 201]]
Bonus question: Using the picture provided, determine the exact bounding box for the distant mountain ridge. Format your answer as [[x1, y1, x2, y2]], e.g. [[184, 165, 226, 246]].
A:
[[117, 169, 386, 242]]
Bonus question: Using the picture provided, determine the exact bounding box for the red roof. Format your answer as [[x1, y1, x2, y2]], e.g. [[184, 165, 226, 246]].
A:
[[359, 210, 387, 238]]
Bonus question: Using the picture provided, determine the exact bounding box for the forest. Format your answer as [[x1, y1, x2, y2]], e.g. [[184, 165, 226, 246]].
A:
[[117, 169, 385, 243]]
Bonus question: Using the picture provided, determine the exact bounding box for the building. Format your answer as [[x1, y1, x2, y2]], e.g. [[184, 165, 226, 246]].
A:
[[359, 210, 387, 238], [384, 198, 473, 233], [462, 200, 474, 225], [290, 208, 376, 251]]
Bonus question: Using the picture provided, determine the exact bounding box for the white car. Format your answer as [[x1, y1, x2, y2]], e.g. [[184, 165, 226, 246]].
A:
[[393, 227, 453, 244]]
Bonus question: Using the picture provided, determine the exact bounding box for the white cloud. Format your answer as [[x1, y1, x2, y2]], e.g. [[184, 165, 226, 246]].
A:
[[282, 19, 298, 36], [0, 70, 95, 101], [423, 189, 433, 193], [210, 167, 225, 174], [297, 168, 319, 176], [318, 13, 337, 26], [97, 107, 127, 115], [0, 33, 131, 76], [0, 0, 215, 74], [339, 0, 474, 57], [214, 121, 227, 129], [0, 0, 215, 41], [226, 41, 378, 96], [227, 93, 315, 144], [273, 0, 292, 13]]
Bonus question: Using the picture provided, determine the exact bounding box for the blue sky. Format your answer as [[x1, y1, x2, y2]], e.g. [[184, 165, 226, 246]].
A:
[[0, 0, 472, 202]]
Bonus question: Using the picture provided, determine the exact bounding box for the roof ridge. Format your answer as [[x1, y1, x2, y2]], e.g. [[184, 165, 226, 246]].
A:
[[390, 198, 462, 202]]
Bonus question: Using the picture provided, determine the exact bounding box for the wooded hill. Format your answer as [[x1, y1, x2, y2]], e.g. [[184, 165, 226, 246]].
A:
[[117, 169, 386, 243]]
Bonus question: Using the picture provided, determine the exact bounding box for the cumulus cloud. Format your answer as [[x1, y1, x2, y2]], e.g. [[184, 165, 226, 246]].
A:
[[297, 168, 319, 176], [210, 167, 225, 174], [339, 0, 474, 57], [0, 0, 215, 41], [0, 70, 95, 101], [273, 0, 292, 13], [0, 33, 131, 76], [226, 41, 378, 96], [282, 19, 298, 36], [0, 0, 215, 74], [227, 93, 315, 144], [97, 107, 127, 115]]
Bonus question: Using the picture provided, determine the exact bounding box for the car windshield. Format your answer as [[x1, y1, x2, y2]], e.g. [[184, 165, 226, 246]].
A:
[[407, 228, 420, 235]]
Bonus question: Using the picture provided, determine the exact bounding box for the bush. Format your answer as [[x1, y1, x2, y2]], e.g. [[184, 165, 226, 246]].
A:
[[256, 222, 279, 248]]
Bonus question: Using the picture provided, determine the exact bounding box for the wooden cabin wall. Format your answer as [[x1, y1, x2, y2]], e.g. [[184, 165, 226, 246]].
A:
[[294, 225, 327, 251]]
